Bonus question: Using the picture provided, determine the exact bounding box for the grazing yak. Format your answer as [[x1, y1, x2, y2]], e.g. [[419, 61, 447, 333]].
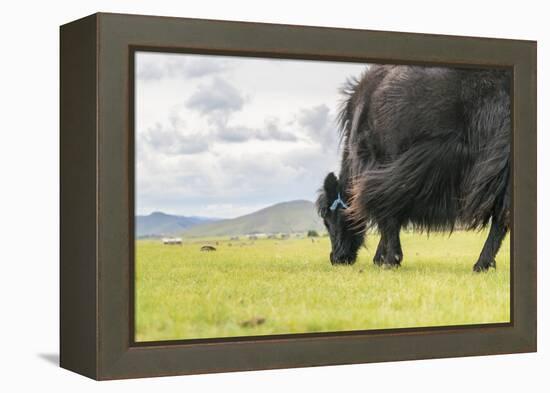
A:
[[316, 65, 511, 272]]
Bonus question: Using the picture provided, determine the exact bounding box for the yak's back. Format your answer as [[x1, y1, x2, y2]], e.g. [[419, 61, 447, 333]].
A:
[[368, 66, 464, 159]]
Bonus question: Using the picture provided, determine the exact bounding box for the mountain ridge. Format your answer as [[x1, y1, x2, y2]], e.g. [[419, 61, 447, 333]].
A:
[[181, 200, 323, 238], [136, 212, 219, 238]]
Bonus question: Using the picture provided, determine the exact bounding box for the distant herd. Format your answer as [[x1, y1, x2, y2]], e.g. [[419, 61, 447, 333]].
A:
[[160, 233, 313, 252]]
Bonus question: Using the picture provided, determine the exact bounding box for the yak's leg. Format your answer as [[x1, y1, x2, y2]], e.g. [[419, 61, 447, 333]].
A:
[[378, 219, 403, 268], [473, 216, 509, 272], [373, 232, 386, 266]]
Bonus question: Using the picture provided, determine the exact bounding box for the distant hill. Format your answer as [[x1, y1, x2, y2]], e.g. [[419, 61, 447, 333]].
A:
[[136, 212, 219, 238], [182, 200, 324, 238]]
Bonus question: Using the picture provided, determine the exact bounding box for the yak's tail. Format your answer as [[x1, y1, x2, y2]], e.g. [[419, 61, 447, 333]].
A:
[[346, 135, 470, 232], [462, 129, 510, 229]]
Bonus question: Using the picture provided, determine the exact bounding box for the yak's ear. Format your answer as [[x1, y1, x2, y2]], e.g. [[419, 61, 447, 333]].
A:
[[323, 172, 339, 200]]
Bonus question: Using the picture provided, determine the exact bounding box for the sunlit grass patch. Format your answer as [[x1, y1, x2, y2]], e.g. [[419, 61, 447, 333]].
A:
[[135, 231, 510, 342]]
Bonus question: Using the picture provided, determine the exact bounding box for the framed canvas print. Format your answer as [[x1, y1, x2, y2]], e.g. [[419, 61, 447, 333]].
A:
[[60, 13, 537, 380]]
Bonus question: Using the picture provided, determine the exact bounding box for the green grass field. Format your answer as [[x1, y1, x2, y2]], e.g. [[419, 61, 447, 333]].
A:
[[135, 231, 510, 342]]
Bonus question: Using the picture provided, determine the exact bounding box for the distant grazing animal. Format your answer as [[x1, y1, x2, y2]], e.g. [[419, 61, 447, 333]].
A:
[[162, 237, 182, 245], [200, 245, 217, 252], [317, 65, 511, 272]]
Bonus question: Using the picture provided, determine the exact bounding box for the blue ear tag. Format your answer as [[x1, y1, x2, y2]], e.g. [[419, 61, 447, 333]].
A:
[[329, 193, 349, 211]]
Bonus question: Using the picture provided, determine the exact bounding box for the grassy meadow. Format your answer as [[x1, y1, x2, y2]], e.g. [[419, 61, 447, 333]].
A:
[[135, 231, 510, 342]]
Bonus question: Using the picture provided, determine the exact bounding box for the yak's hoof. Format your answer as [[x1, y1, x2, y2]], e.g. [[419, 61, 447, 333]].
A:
[[377, 253, 402, 269], [473, 259, 496, 272]]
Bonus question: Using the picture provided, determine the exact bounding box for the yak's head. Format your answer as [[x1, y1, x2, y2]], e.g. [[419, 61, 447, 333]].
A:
[[316, 172, 364, 265]]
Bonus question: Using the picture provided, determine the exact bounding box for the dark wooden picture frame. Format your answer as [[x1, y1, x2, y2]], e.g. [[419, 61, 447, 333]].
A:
[[60, 12, 537, 380]]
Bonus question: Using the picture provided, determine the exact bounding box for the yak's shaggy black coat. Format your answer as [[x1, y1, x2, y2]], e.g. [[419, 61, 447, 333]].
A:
[[317, 65, 511, 271]]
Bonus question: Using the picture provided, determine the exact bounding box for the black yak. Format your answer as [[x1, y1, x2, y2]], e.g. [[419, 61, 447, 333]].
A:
[[316, 65, 511, 272]]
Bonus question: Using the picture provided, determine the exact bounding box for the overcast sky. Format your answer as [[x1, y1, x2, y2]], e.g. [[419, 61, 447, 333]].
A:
[[135, 51, 367, 218]]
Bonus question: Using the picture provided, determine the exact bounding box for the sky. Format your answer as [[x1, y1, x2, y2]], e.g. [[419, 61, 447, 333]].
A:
[[135, 51, 367, 218]]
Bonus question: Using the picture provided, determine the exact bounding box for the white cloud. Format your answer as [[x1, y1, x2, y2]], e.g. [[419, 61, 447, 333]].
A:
[[136, 52, 232, 81], [186, 77, 245, 117], [139, 115, 209, 155], [213, 118, 298, 143], [297, 104, 339, 151]]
